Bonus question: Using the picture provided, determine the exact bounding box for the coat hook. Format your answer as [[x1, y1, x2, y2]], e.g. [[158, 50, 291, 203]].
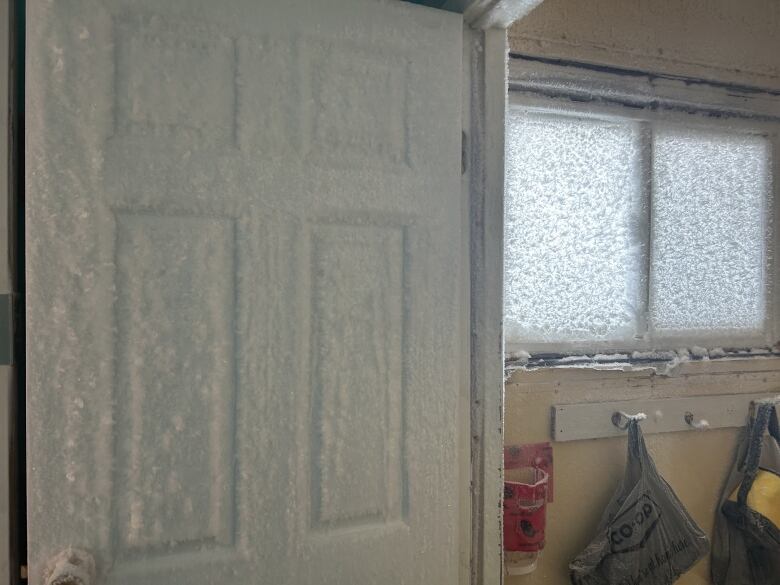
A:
[[684, 412, 710, 430], [612, 411, 647, 430]]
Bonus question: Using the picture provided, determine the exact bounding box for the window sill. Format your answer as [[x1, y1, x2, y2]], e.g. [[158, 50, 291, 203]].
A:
[[504, 351, 780, 426], [505, 347, 780, 380]]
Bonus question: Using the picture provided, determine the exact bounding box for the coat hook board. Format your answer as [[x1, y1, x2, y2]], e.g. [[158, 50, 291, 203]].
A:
[[552, 392, 780, 442]]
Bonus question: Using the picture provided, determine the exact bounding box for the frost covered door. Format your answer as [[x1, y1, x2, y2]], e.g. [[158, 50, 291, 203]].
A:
[[25, 1, 465, 584]]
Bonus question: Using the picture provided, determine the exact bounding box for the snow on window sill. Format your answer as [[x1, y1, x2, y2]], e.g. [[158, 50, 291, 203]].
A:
[[504, 346, 780, 379]]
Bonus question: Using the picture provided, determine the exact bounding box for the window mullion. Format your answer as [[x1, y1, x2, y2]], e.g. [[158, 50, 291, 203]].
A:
[[636, 121, 654, 348], [770, 132, 780, 345]]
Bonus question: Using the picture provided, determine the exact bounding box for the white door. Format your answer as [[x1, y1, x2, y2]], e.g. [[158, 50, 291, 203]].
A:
[[25, 1, 466, 584]]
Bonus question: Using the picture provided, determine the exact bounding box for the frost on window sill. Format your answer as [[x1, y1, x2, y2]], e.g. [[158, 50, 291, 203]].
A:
[[504, 346, 780, 379]]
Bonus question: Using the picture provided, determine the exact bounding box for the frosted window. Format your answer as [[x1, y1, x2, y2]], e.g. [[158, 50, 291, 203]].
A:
[[504, 111, 643, 345], [651, 129, 770, 335]]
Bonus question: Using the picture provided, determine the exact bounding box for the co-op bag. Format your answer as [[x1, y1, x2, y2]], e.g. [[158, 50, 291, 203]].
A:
[[570, 420, 709, 585], [711, 399, 780, 585]]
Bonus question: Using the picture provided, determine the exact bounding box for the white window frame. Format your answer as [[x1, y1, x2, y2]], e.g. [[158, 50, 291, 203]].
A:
[[506, 55, 780, 358]]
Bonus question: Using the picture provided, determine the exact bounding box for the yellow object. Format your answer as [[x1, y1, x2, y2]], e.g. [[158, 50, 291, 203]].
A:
[[729, 469, 780, 528]]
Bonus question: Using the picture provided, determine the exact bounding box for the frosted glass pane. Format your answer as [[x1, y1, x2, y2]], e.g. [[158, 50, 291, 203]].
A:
[[504, 111, 643, 345], [651, 128, 770, 336]]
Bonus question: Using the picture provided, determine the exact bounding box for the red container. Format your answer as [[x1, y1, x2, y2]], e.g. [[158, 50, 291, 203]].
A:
[[503, 467, 548, 552]]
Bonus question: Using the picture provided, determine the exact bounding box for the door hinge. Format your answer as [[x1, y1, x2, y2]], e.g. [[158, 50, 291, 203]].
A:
[[461, 130, 468, 175], [20, 564, 27, 580], [0, 294, 12, 366]]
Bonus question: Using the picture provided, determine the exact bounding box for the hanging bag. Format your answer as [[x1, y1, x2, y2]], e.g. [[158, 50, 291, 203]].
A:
[[711, 398, 780, 585], [570, 420, 709, 585]]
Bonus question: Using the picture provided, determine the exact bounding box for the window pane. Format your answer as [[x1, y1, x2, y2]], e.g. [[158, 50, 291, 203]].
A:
[[504, 111, 643, 346], [651, 128, 770, 337]]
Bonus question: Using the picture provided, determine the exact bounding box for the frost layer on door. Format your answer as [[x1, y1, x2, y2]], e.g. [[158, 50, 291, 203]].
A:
[[310, 224, 406, 529], [308, 44, 409, 164], [504, 111, 642, 345], [115, 14, 236, 145], [26, 0, 463, 583], [114, 213, 236, 555], [651, 129, 770, 335]]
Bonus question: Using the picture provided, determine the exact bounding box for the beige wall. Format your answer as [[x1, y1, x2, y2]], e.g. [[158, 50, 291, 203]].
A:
[[509, 0, 780, 90], [505, 1, 780, 584], [506, 362, 780, 585]]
